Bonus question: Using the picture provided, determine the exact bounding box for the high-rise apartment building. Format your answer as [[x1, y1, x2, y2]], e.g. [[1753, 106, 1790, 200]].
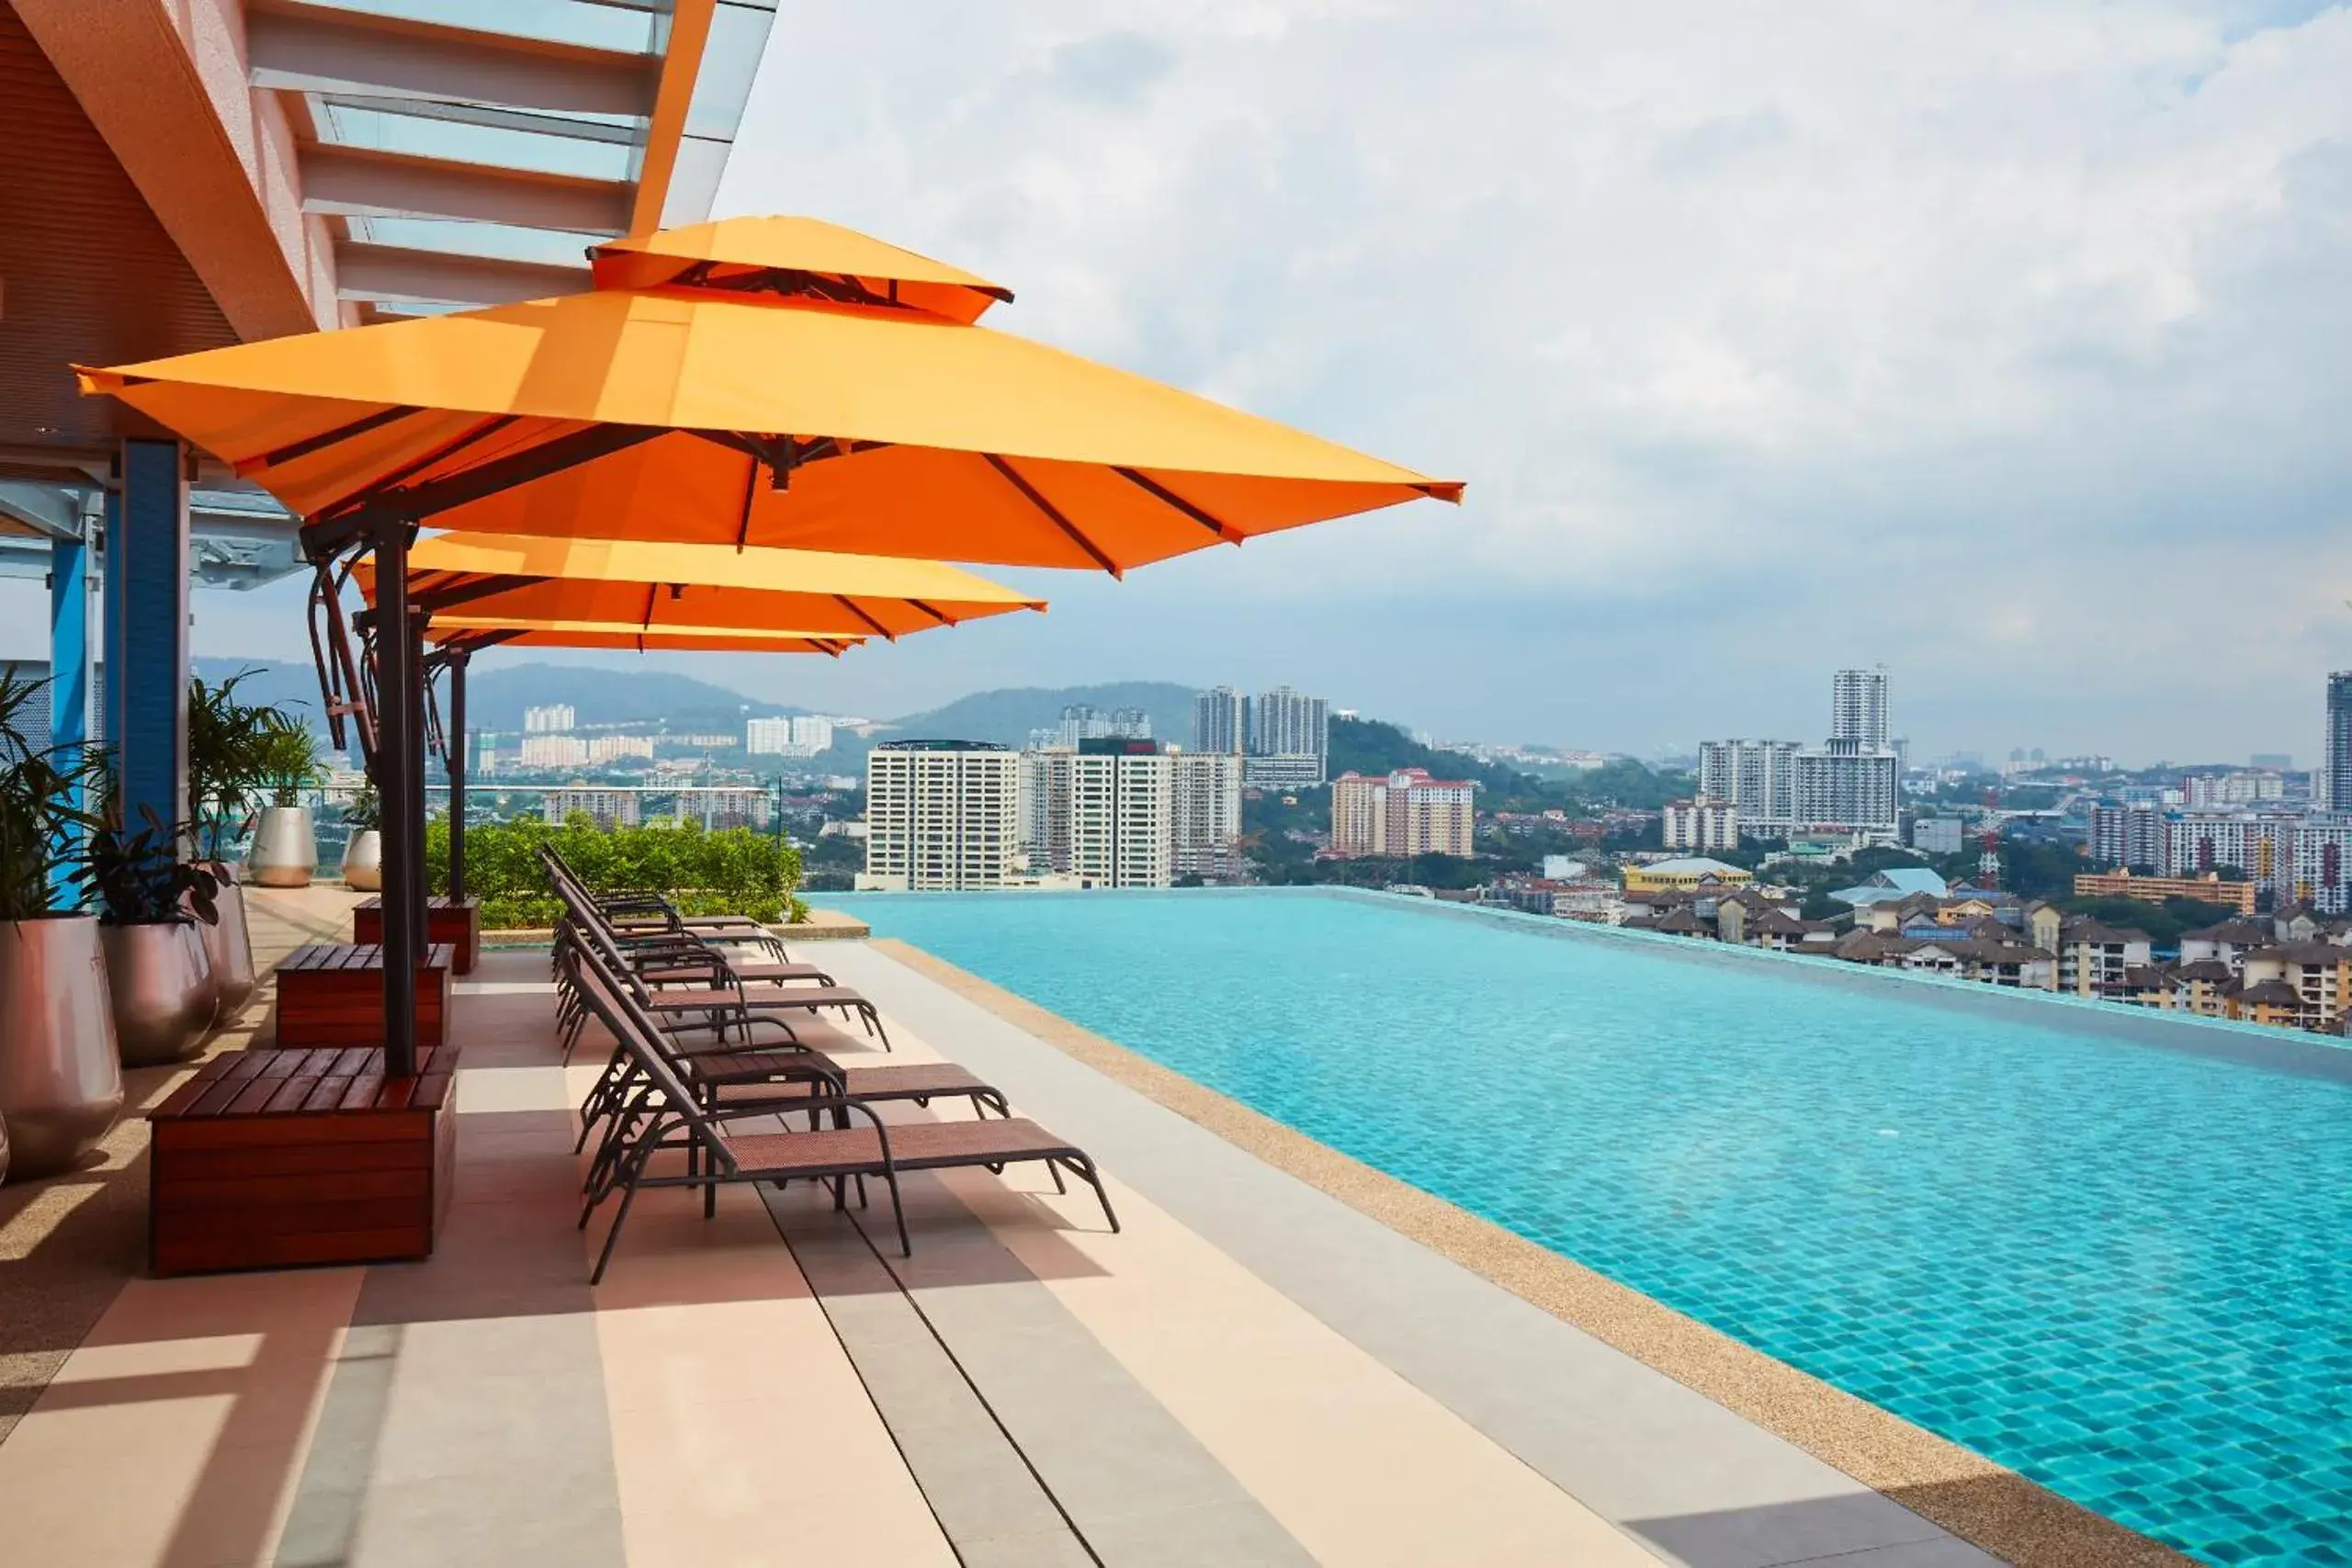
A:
[[1792, 739, 1899, 840], [1662, 798, 1739, 852], [586, 735, 654, 763], [544, 787, 639, 829], [1329, 769, 1476, 857], [861, 741, 1020, 890], [523, 704, 575, 734], [519, 734, 590, 769], [790, 715, 834, 752], [2326, 673, 2352, 812], [2088, 802, 2165, 870], [1250, 686, 1329, 757], [2164, 811, 2296, 894], [1697, 739, 1801, 833], [1066, 739, 1171, 887], [1170, 750, 1244, 879], [1193, 687, 1248, 753], [745, 716, 792, 754], [1832, 667, 1890, 750]]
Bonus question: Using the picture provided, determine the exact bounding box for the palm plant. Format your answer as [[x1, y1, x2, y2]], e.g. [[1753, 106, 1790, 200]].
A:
[[187, 671, 272, 862], [344, 781, 381, 830], [79, 805, 220, 928], [0, 670, 98, 923], [255, 714, 325, 807]]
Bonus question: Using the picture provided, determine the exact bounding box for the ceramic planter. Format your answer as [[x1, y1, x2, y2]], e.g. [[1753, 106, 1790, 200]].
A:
[[199, 874, 258, 1015], [343, 829, 382, 891], [102, 920, 220, 1067], [0, 916, 125, 1179], [248, 805, 317, 887]]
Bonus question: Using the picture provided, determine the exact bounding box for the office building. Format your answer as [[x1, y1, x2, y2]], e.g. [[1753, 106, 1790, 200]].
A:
[[861, 741, 1021, 891], [1170, 750, 1244, 879], [519, 734, 589, 769], [1329, 769, 1476, 857], [523, 704, 575, 735], [1662, 798, 1739, 852], [544, 787, 639, 829], [1832, 667, 1890, 750], [1193, 687, 1248, 753]]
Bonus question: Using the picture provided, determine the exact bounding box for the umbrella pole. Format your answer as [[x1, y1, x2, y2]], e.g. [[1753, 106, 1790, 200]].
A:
[[373, 518, 420, 1078], [447, 648, 469, 904]]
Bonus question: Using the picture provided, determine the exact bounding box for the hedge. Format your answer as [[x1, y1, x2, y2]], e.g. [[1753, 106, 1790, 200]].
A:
[[425, 814, 806, 931]]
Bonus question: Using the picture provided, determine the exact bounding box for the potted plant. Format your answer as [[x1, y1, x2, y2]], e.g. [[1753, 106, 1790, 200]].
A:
[[246, 713, 323, 887], [84, 807, 220, 1067], [187, 672, 264, 1010], [0, 671, 123, 1179], [341, 780, 383, 890]]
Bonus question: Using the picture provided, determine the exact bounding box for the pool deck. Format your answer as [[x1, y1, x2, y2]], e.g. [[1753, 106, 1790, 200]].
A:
[[0, 888, 2189, 1567]]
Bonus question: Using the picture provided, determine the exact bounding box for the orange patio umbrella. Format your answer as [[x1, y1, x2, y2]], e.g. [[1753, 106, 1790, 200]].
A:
[[77, 215, 1461, 576], [424, 621, 867, 656], [357, 531, 1046, 642]]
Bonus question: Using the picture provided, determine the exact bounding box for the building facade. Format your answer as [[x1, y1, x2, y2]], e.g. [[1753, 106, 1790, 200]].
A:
[[1792, 739, 1899, 842], [2292, 814, 2352, 914], [1067, 740, 1172, 888], [586, 735, 654, 763], [1661, 798, 1739, 852], [543, 788, 639, 829], [2163, 812, 2296, 894], [1329, 768, 1476, 857], [2330, 673, 2352, 813], [2088, 802, 2165, 869], [523, 705, 576, 735], [1832, 666, 1890, 750], [519, 734, 589, 769], [1697, 739, 1802, 835], [1193, 687, 1248, 754], [1170, 750, 1244, 879], [861, 740, 1021, 891]]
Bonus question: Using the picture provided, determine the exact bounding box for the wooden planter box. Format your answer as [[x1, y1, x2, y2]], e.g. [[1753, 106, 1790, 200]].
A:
[[275, 942, 454, 1049], [147, 1044, 458, 1276], [354, 897, 481, 974]]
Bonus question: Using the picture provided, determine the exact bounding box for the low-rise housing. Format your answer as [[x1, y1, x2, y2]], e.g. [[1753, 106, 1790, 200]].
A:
[[1621, 856, 1752, 893], [2070, 869, 2256, 917]]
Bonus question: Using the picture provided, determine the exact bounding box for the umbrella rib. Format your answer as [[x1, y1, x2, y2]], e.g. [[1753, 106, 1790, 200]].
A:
[[1113, 467, 1245, 545], [253, 405, 424, 472], [412, 573, 534, 615], [905, 599, 955, 626], [833, 596, 896, 641], [310, 423, 669, 554], [983, 454, 1122, 577], [734, 447, 759, 550]]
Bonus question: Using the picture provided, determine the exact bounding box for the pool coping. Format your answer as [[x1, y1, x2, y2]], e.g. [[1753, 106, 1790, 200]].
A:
[[871, 934, 2196, 1568]]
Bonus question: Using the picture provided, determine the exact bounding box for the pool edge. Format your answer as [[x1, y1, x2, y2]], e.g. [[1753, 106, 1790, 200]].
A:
[[870, 934, 2198, 1568]]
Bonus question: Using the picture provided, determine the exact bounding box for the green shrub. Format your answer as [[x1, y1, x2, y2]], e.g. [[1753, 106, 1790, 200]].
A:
[[426, 814, 805, 930]]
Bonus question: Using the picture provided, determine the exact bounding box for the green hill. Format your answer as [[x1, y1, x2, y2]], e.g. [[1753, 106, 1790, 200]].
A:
[[881, 681, 1200, 747]]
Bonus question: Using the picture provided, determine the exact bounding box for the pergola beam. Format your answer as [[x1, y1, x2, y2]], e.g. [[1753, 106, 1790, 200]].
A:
[[300, 145, 632, 233], [336, 243, 590, 307], [248, 1, 659, 118]]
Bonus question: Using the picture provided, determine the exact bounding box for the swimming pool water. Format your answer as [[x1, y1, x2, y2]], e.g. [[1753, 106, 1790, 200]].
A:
[[854, 890, 2352, 1566]]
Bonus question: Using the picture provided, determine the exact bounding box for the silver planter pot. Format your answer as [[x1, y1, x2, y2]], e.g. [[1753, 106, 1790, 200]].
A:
[[0, 916, 125, 1179], [199, 876, 258, 1016], [248, 805, 317, 888], [102, 920, 220, 1068], [342, 829, 382, 892]]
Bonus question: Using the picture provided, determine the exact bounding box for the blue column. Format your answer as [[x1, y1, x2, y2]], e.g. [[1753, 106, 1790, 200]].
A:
[[48, 532, 91, 905], [112, 440, 189, 837], [100, 492, 122, 752]]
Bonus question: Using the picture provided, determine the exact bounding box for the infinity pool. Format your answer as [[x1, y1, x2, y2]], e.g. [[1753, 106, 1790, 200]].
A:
[[854, 889, 2352, 1565]]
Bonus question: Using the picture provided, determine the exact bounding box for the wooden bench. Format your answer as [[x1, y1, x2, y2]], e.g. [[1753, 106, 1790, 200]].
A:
[[275, 942, 454, 1048], [147, 1044, 458, 1276], [354, 896, 481, 975]]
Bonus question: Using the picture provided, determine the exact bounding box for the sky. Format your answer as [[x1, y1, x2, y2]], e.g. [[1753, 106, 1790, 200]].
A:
[[30, 0, 2352, 765]]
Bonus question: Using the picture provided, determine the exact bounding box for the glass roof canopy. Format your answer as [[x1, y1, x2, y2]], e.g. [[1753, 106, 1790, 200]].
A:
[[257, 0, 779, 315], [0, 0, 779, 587]]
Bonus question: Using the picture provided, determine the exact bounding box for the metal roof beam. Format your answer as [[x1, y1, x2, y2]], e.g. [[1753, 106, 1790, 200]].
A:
[[336, 243, 590, 306], [315, 94, 640, 146], [248, 0, 660, 118], [300, 144, 633, 233], [0, 481, 88, 542]]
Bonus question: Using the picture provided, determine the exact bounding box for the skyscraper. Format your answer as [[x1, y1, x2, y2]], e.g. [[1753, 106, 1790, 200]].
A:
[[1831, 667, 1890, 750], [862, 740, 1020, 890], [2329, 673, 2352, 812], [1246, 685, 1329, 784], [1193, 687, 1248, 753]]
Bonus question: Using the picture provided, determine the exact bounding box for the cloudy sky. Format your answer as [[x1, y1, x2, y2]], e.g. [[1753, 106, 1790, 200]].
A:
[[148, 2, 2352, 761]]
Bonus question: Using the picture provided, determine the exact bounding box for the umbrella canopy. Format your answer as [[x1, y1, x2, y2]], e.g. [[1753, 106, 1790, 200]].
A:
[[424, 615, 866, 656], [79, 216, 1461, 576], [358, 532, 1046, 641]]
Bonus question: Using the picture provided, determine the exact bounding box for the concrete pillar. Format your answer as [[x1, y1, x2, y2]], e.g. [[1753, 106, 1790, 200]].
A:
[[110, 440, 189, 836]]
